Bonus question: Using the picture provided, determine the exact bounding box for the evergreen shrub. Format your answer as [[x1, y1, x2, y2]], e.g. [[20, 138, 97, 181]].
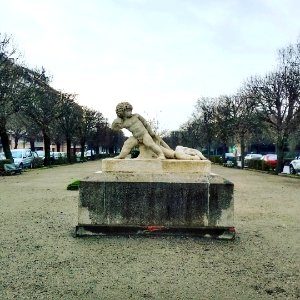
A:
[[67, 180, 80, 190], [32, 157, 44, 168], [0, 159, 13, 170], [94, 154, 110, 159], [209, 155, 223, 164]]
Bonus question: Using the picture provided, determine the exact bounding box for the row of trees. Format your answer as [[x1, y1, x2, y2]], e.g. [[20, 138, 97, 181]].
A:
[[165, 39, 300, 174], [0, 33, 125, 165]]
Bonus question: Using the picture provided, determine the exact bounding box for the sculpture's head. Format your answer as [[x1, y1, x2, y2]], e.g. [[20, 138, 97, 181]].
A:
[[116, 102, 133, 118]]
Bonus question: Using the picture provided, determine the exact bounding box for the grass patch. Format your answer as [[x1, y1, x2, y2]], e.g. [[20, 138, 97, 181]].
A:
[[67, 179, 81, 190]]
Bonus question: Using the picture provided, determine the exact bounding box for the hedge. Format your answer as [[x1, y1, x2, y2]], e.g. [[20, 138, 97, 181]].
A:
[[246, 158, 275, 171], [67, 180, 81, 190], [32, 157, 44, 168], [0, 159, 13, 170], [209, 155, 223, 164]]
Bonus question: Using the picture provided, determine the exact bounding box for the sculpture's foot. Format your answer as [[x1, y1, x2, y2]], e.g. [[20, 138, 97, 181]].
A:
[[114, 155, 125, 159], [157, 155, 166, 160], [190, 156, 201, 160]]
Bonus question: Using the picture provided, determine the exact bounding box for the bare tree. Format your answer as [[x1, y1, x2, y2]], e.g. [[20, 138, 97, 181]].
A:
[[192, 97, 216, 157], [21, 67, 61, 166], [6, 112, 27, 149], [88, 118, 112, 155], [163, 130, 183, 149], [228, 92, 261, 168], [244, 49, 300, 173], [77, 107, 105, 160], [55, 93, 82, 161], [213, 95, 235, 158], [0, 34, 23, 159], [178, 119, 203, 149], [22, 117, 42, 151]]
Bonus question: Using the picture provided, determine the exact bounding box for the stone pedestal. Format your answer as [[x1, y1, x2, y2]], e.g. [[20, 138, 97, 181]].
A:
[[102, 158, 211, 174], [76, 159, 235, 239]]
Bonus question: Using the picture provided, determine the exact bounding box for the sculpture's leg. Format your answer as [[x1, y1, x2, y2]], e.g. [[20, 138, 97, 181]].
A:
[[143, 134, 165, 159], [115, 137, 138, 159], [161, 146, 175, 159], [137, 145, 157, 159], [174, 146, 207, 160], [196, 151, 207, 160], [174, 150, 200, 160]]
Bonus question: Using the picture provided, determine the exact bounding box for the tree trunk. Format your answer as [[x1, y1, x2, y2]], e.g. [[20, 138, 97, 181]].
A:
[[95, 144, 99, 155], [207, 142, 211, 158], [222, 143, 227, 161], [43, 130, 51, 166], [276, 136, 285, 174], [56, 142, 61, 152], [30, 139, 35, 151], [73, 143, 77, 156], [66, 137, 71, 162], [80, 140, 85, 160], [240, 133, 246, 169], [0, 126, 12, 160], [14, 135, 19, 149]]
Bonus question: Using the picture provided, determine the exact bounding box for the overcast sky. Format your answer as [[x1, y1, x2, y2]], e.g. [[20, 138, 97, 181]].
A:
[[1, 0, 300, 131]]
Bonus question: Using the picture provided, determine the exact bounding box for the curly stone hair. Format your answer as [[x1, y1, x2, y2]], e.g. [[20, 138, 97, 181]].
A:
[[116, 102, 133, 117]]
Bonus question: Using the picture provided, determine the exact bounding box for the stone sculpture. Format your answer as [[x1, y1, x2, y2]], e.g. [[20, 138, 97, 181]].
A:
[[111, 102, 206, 160], [76, 102, 235, 240]]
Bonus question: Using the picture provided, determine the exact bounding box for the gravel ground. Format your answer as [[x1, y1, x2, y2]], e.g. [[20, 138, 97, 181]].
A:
[[0, 161, 299, 300]]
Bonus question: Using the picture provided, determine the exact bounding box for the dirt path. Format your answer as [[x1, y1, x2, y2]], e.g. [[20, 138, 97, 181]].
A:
[[0, 161, 299, 299]]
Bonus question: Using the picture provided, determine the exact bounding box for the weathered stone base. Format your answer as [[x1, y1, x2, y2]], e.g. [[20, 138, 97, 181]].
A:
[[77, 172, 234, 236], [102, 158, 211, 174]]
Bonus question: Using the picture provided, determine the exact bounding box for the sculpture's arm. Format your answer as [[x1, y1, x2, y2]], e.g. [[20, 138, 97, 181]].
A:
[[136, 114, 172, 149], [136, 114, 156, 137], [111, 117, 123, 131]]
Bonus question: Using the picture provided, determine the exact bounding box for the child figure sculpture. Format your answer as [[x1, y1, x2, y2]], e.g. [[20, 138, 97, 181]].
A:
[[112, 102, 207, 160], [112, 102, 166, 159]]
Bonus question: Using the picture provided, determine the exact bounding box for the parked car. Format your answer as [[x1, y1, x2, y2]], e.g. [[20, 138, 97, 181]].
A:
[[60, 152, 67, 158], [224, 153, 235, 161], [85, 150, 95, 160], [75, 153, 81, 162], [245, 153, 263, 160], [244, 153, 263, 167], [52, 152, 61, 160], [11, 149, 34, 169], [222, 153, 235, 167], [261, 154, 277, 167], [76, 151, 94, 160], [50, 152, 66, 162], [36, 150, 45, 159], [289, 156, 300, 174]]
